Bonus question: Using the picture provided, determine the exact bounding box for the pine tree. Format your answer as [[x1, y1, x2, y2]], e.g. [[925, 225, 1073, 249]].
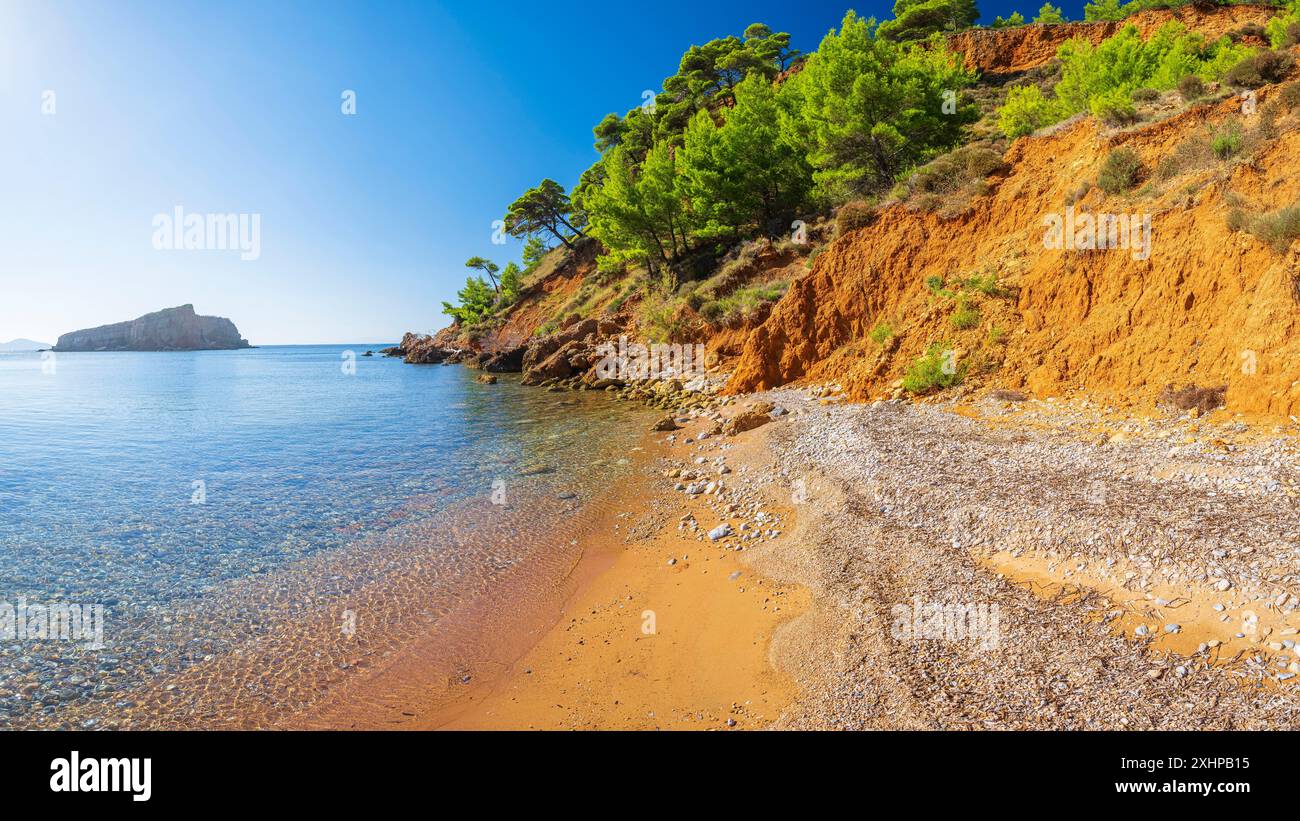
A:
[[677, 72, 810, 238], [784, 11, 977, 201]]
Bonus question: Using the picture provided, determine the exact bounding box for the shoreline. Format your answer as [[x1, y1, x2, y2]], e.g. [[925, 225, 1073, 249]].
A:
[[315, 373, 1300, 730], [287, 391, 810, 730], [426, 403, 809, 730]]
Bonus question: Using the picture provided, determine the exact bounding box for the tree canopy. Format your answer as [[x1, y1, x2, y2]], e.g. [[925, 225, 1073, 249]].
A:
[[782, 12, 978, 200], [878, 0, 980, 42], [503, 179, 587, 249]]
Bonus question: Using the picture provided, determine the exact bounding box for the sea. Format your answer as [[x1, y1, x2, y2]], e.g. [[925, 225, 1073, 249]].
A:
[[0, 345, 654, 728]]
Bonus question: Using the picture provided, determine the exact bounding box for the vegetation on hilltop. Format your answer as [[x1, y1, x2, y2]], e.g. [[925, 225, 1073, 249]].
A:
[[999, 22, 1257, 136], [440, 0, 1298, 359]]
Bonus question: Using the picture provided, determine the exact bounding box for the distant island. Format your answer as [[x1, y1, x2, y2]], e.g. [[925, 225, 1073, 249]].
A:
[[53, 305, 252, 352], [0, 338, 52, 352]]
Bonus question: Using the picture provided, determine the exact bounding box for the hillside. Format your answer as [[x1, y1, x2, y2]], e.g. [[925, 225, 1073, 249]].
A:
[[729, 79, 1300, 418], [408, 3, 1300, 421], [948, 3, 1278, 74]]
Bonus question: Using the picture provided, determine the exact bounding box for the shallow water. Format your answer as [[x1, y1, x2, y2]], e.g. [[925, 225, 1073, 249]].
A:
[[0, 346, 654, 728]]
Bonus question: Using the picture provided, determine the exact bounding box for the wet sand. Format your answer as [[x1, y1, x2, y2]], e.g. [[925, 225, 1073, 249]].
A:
[[299, 419, 807, 730]]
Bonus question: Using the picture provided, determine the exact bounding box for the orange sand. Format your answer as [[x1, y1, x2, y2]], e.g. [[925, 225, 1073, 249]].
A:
[[295, 423, 806, 730], [433, 435, 808, 730]]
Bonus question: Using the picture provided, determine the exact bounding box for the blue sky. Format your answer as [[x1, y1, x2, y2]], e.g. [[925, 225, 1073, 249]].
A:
[[1, 0, 1082, 345]]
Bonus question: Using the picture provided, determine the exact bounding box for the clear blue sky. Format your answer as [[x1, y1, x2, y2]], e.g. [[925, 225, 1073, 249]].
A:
[[1, 0, 1081, 345]]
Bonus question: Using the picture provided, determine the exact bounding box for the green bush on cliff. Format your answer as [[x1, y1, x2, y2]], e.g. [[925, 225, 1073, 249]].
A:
[[996, 23, 1256, 137], [903, 342, 966, 393], [701, 280, 790, 325], [441, 276, 497, 324], [950, 296, 980, 329], [999, 84, 1070, 138], [1097, 147, 1144, 194], [1267, 0, 1300, 47]]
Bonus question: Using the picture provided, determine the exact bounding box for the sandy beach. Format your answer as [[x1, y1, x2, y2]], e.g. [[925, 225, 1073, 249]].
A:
[[451, 384, 1300, 730], [428, 405, 811, 729], [289, 380, 1300, 731]]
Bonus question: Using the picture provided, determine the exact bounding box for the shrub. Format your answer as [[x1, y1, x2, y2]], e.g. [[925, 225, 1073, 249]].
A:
[[1157, 132, 1215, 178], [924, 275, 947, 295], [1177, 74, 1205, 101], [836, 201, 876, 237], [1229, 23, 1268, 42], [1225, 50, 1296, 89], [1226, 207, 1249, 232], [902, 343, 965, 394], [869, 322, 894, 344], [1210, 122, 1244, 158], [699, 301, 724, 322], [1132, 87, 1161, 101], [1279, 81, 1300, 110], [964, 272, 1003, 296], [703, 280, 790, 325], [999, 84, 1069, 138], [1097, 147, 1144, 194], [1090, 88, 1138, 126], [638, 291, 690, 342], [950, 297, 981, 329], [1247, 203, 1300, 253], [1158, 383, 1226, 414], [907, 145, 1009, 196]]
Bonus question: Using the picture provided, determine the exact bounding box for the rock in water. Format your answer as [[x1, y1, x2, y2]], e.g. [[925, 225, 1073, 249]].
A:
[[53, 305, 251, 352]]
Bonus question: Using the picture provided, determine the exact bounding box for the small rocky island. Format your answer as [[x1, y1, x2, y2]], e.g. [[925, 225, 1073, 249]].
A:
[[53, 305, 251, 352]]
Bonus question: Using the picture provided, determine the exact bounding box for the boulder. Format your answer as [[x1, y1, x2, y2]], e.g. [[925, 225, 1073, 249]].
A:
[[483, 344, 526, 373], [650, 416, 680, 432], [403, 336, 456, 364], [722, 411, 771, 436]]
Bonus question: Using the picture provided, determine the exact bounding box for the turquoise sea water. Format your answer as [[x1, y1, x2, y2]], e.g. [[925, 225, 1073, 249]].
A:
[[0, 345, 653, 728]]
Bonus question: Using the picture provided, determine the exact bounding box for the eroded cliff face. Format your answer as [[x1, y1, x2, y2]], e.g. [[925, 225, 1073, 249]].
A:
[[54, 305, 251, 351], [727, 82, 1300, 418], [946, 5, 1278, 76]]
